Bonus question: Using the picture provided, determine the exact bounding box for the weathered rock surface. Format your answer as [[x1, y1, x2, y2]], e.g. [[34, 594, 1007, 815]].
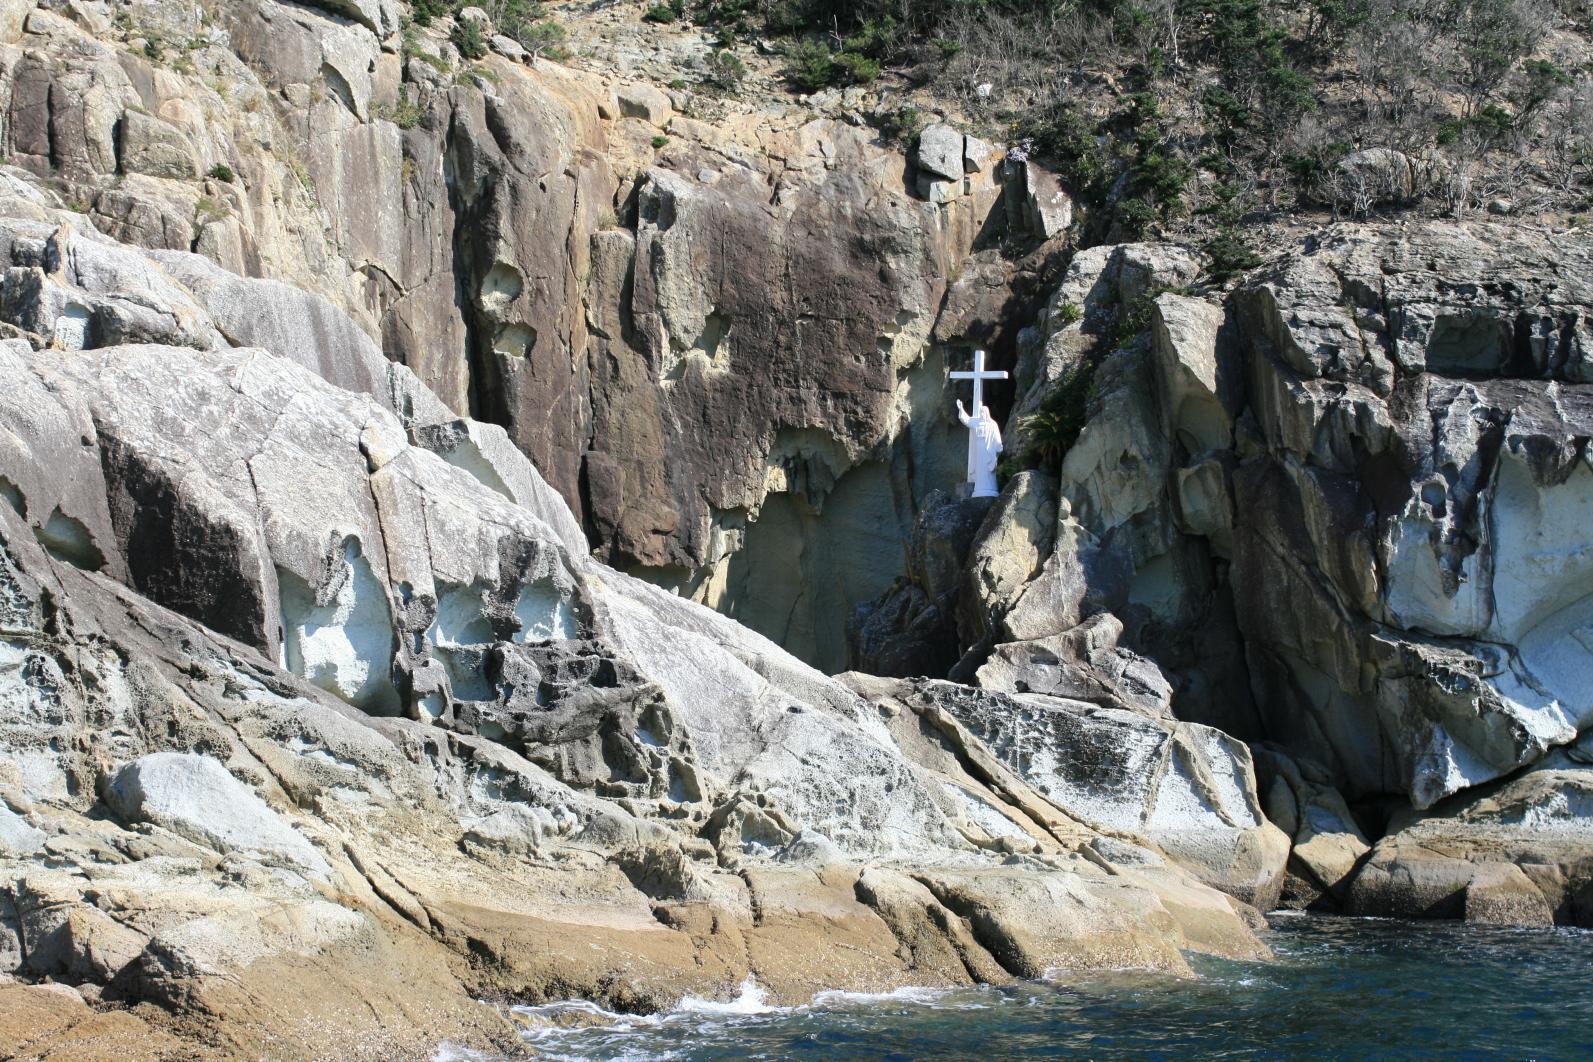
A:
[[848, 491, 991, 676], [105, 753, 334, 878], [1228, 225, 1593, 809], [1340, 734, 1593, 923], [848, 677, 1289, 908], [1253, 745, 1372, 910], [971, 221, 1593, 926], [0, 0, 1052, 673], [0, 232, 1271, 1054], [0, 13, 1586, 1056], [976, 613, 1174, 719]]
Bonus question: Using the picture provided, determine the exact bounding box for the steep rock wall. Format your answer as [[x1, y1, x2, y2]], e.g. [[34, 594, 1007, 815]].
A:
[[0, 0, 1049, 668], [0, 197, 1285, 1051], [935, 222, 1593, 923]]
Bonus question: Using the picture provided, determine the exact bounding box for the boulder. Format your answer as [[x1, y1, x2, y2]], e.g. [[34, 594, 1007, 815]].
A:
[[976, 613, 1173, 718], [866, 678, 1289, 907], [963, 134, 997, 172], [149, 249, 450, 426], [616, 83, 672, 125], [1152, 292, 1232, 453], [1335, 147, 1415, 204], [117, 112, 198, 180], [917, 122, 965, 181], [0, 805, 43, 856], [1345, 744, 1593, 926], [0, 219, 222, 352], [1005, 160, 1073, 239], [957, 470, 1057, 647], [1253, 746, 1371, 909], [491, 33, 527, 62], [105, 753, 333, 878], [306, 0, 397, 35]]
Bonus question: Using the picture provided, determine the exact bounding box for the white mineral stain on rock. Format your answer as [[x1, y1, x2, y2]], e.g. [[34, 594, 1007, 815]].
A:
[[277, 537, 400, 715]]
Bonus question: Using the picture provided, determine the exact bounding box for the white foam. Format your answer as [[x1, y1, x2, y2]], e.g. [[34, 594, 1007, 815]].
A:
[[675, 977, 782, 1016], [810, 985, 953, 1008], [432, 1043, 493, 1062]]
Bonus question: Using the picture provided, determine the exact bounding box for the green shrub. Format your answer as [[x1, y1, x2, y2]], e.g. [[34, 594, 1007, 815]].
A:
[[834, 51, 881, 84], [1283, 140, 1349, 200], [1016, 363, 1096, 472], [207, 163, 236, 183], [378, 87, 425, 129], [1015, 103, 1110, 202], [643, 1, 684, 23], [411, 0, 451, 26], [451, 17, 487, 60], [1512, 59, 1570, 125], [698, 0, 761, 35], [845, 16, 900, 60], [491, 0, 546, 39], [651, 134, 669, 149], [1438, 104, 1514, 148], [518, 19, 567, 59], [1202, 228, 1262, 284], [786, 38, 836, 91], [704, 48, 746, 92], [879, 104, 925, 146]]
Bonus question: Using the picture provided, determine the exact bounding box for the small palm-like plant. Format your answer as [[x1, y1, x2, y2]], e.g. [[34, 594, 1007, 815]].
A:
[[1017, 363, 1095, 472]]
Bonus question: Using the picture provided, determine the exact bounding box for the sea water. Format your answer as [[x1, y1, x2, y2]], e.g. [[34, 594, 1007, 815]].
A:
[[448, 914, 1593, 1060]]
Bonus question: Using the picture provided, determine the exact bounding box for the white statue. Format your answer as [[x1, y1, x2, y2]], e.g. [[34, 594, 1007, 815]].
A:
[[950, 349, 1008, 498], [957, 401, 1003, 497]]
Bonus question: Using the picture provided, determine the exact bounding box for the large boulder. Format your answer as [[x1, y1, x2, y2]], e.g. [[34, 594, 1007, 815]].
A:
[[1345, 740, 1593, 926], [105, 753, 333, 877], [852, 677, 1289, 908], [976, 613, 1173, 718], [957, 470, 1057, 647]]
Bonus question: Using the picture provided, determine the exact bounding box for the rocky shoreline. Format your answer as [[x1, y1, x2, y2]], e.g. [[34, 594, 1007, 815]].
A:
[[0, 1, 1587, 1058]]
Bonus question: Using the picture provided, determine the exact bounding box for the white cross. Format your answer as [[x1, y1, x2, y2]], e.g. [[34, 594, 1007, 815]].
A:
[[949, 349, 1008, 413]]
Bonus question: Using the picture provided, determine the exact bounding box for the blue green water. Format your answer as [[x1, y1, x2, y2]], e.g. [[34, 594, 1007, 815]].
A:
[[500, 914, 1593, 1060]]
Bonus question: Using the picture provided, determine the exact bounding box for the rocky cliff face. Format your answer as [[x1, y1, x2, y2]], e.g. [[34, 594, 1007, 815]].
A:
[[0, 3, 1285, 1053], [0, 0, 1058, 672], [915, 223, 1593, 925], [0, 0, 1591, 1054], [0, 223, 1275, 1054]]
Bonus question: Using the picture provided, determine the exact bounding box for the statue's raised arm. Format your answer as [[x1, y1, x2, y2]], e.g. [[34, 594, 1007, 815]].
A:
[[956, 399, 971, 426]]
